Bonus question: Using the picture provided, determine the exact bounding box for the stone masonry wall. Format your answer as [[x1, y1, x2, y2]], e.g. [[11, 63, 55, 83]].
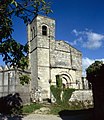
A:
[[50, 40, 82, 70], [70, 90, 93, 103], [0, 67, 31, 104], [50, 40, 82, 89]]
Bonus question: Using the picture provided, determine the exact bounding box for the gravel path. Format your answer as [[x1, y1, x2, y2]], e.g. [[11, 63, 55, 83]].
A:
[[0, 109, 92, 120], [23, 114, 62, 120], [0, 114, 92, 120], [22, 114, 91, 120]]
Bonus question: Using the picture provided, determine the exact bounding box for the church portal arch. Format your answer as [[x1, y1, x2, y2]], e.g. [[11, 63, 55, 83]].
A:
[[58, 72, 73, 88]]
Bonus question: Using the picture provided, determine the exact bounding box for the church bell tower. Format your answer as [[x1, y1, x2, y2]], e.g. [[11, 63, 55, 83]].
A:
[[27, 15, 55, 99]]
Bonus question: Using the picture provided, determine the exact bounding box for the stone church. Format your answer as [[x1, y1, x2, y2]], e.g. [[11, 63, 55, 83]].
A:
[[27, 15, 82, 100]]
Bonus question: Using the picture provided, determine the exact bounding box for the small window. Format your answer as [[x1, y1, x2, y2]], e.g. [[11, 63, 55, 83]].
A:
[[31, 29, 33, 39], [33, 27, 37, 38], [33, 27, 35, 38], [42, 25, 47, 36]]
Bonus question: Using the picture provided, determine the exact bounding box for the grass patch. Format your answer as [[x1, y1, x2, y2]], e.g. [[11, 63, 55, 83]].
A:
[[49, 104, 69, 115], [22, 101, 93, 115], [49, 101, 93, 115], [49, 104, 75, 115], [22, 103, 43, 114]]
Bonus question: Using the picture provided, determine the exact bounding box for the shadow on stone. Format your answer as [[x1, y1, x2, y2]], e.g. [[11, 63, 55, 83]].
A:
[[0, 93, 23, 117], [58, 108, 93, 120]]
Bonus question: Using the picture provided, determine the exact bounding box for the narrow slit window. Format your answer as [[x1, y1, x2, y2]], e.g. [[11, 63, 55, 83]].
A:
[[33, 27, 35, 38], [31, 29, 33, 39], [33, 27, 36, 37], [42, 25, 47, 36]]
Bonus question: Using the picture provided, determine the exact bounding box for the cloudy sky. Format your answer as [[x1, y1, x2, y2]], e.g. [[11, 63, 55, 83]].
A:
[[49, 0, 104, 76], [1, 0, 104, 76]]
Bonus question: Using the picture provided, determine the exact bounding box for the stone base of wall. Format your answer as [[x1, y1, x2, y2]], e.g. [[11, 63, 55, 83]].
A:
[[19, 93, 30, 105], [69, 90, 93, 102]]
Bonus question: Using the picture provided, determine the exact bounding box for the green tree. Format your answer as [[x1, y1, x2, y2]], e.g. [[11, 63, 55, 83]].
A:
[[0, 0, 52, 69], [86, 61, 104, 120], [86, 61, 103, 82]]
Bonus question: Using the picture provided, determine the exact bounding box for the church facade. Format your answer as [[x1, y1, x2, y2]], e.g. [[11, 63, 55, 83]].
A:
[[27, 15, 82, 100]]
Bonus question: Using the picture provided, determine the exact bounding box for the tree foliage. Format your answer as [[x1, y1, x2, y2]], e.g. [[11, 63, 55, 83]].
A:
[[56, 75, 62, 88], [86, 61, 104, 120], [50, 85, 62, 104], [0, 0, 52, 69], [19, 74, 31, 85], [86, 61, 103, 83], [62, 88, 75, 104], [51, 75, 75, 105]]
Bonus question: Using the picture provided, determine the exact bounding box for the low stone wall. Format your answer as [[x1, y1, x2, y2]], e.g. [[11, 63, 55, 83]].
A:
[[0, 67, 31, 105], [70, 90, 93, 102], [51, 89, 93, 106]]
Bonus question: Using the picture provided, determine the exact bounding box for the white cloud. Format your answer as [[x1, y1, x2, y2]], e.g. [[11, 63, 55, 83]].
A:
[[70, 29, 104, 49], [69, 40, 77, 46], [72, 29, 79, 36], [82, 57, 104, 77], [82, 58, 94, 77]]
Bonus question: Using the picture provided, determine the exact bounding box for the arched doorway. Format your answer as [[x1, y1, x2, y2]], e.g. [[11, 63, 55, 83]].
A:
[[58, 72, 73, 88]]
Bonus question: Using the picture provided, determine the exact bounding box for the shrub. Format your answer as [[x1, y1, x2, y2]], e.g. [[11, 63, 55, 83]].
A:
[[51, 85, 75, 105], [0, 93, 23, 115], [50, 85, 62, 104], [51, 75, 75, 105], [62, 88, 75, 104], [56, 75, 62, 88]]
